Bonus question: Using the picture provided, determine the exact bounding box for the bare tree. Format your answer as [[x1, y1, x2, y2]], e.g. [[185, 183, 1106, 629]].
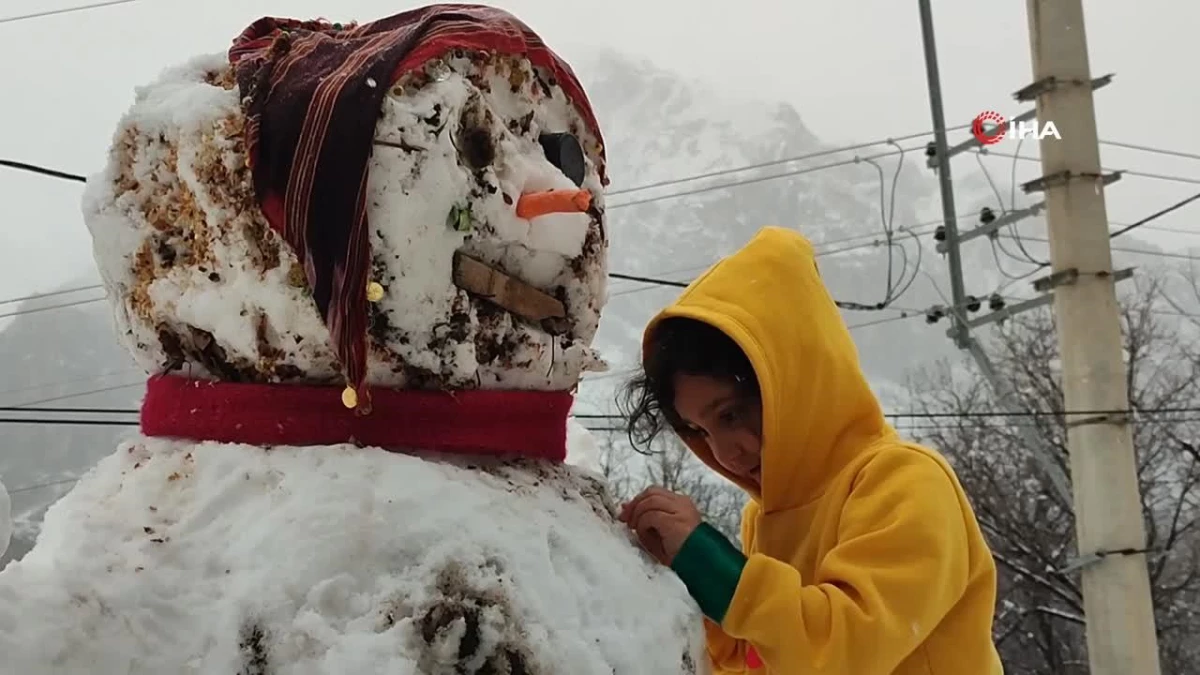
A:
[[594, 430, 746, 543], [907, 277, 1200, 674]]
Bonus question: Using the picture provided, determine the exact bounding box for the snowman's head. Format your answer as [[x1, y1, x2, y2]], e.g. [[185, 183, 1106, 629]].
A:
[[83, 10, 610, 399]]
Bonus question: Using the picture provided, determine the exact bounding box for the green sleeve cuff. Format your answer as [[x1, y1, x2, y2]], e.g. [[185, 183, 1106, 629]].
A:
[[670, 522, 748, 623]]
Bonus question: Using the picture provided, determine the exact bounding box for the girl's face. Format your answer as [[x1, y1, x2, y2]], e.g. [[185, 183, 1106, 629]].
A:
[[673, 373, 764, 487]]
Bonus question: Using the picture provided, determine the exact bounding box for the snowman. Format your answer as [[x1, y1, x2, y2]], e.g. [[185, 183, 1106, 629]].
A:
[[0, 6, 707, 673]]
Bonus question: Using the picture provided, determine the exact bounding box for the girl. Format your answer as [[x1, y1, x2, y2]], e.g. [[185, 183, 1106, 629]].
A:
[[617, 226, 1004, 674]]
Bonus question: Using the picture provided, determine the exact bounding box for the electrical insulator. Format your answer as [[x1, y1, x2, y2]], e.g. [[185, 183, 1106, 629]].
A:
[[980, 206, 996, 225], [925, 307, 945, 324], [934, 225, 946, 242], [925, 141, 937, 158], [966, 295, 981, 312], [989, 294, 1005, 311]]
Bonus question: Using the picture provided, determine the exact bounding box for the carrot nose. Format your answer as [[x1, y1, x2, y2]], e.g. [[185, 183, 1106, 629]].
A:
[[515, 189, 592, 219]]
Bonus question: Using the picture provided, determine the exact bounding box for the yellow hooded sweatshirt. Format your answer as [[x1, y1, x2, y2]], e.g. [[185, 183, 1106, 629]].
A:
[[644, 226, 1004, 675]]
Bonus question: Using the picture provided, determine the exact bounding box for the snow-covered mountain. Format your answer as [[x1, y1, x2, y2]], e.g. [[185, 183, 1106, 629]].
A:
[[568, 48, 957, 410]]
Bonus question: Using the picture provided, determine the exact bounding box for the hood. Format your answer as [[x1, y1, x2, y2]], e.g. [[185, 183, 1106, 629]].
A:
[[642, 227, 891, 513]]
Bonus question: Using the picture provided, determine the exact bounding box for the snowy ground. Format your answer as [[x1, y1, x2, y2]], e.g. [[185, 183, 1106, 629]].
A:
[[0, 426, 706, 674]]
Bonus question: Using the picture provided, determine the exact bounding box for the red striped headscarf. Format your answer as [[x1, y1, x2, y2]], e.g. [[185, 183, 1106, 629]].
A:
[[228, 4, 607, 413]]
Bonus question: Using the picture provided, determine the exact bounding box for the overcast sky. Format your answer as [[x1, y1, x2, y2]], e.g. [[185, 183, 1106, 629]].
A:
[[2, 0, 1197, 313]]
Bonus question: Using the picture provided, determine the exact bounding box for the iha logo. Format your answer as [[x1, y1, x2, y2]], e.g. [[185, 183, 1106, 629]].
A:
[[972, 111, 1007, 145], [971, 110, 1061, 144]]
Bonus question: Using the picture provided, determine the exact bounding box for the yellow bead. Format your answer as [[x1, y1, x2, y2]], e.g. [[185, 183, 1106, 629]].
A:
[[366, 281, 385, 302], [341, 386, 358, 409]]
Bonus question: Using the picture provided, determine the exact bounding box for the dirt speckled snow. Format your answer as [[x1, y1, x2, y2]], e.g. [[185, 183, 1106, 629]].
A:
[[82, 50, 609, 392], [0, 435, 706, 674]]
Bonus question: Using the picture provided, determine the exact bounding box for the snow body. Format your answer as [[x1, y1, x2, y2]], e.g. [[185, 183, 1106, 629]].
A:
[[0, 435, 705, 674]]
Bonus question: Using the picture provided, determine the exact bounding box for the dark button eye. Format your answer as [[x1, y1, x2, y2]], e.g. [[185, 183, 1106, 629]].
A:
[[538, 132, 585, 187]]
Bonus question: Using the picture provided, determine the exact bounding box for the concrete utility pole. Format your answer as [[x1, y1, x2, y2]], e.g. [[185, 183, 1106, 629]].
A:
[[916, 0, 1073, 504], [1023, 0, 1162, 672]]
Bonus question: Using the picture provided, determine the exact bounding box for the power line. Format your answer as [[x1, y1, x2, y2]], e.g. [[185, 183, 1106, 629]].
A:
[[7, 145, 922, 211], [998, 233, 1199, 262], [2, 406, 135, 414], [977, 148, 1200, 186], [0, 218, 951, 315], [4, 142, 1193, 255], [2, 152, 939, 318], [6, 214, 1190, 333], [990, 291, 1200, 322], [606, 270, 905, 311], [607, 144, 922, 210], [0, 0, 137, 26], [4, 410, 1190, 494], [571, 406, 1200, 422], [0, 159, 84, 182], [608, 125, 968, 197], [601, 215, 973, 300], [6, 214, 1189, 325], [607, 221, 1198, 311], [970, 146, 1197, 262], [1109, 190, 1200, 240], [8, 294, 933, 406], [0, 376, 145, 415], [976, 147, 1048, 267], [0, 370, 140, 400], [0, 283, 103, 307], [5, 216, 959, 309], [3, 142, 1193, 323], [845, 312, 926, 330], [7, 136, 1200, 201], [0, 128, 954, 319], [974, 157, 1200, 268], [8, 144, 934, 319], [608, 272, 683, 287], [1, 262, 917, 321], [973, 190, 1200, 280], [10, 382, 144, 408], [11, 412, 1199, 496], [6, 476, 80, 496], [6, 128, 1195, 198], [7, 405, 1200, 495], [610, 210, 1147, 302], [860, 144, 922, 307], [12, 404, 1200, 421], [0, 296, 105, 321], [0, 416, 135, 426], [584, 419, 1200, 433], [0, 143, 919, 214], [1099, 139, 1200, 163]]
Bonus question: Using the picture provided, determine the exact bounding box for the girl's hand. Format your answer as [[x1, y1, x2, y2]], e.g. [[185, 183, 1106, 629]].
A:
[[618, 486, 703, 566]]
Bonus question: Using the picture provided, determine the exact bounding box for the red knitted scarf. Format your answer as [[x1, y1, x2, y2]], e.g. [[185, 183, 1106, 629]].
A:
[[139, 376, 573, 461]]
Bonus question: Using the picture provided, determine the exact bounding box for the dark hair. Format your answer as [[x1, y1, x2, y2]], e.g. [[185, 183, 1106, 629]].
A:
[[617, 317, 760, 453]]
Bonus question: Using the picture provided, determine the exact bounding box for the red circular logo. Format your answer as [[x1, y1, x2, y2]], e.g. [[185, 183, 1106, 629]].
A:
[[972, 111, 1007, 145]]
